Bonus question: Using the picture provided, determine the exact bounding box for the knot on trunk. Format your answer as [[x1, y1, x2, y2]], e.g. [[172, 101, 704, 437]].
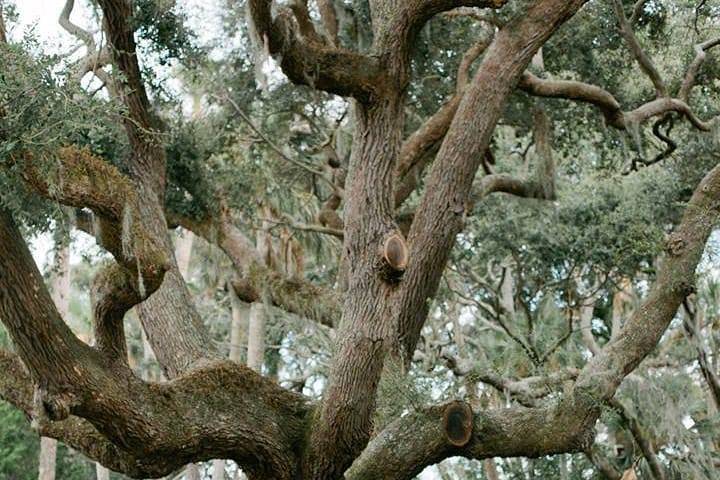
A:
[[377, 232, 408, 282], [32, 387, 78, 423], [665, 233, 686, 256], [443, 400, 473, 447]]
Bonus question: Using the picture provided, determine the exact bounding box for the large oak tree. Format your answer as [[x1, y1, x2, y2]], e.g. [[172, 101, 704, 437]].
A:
[[0, 0, 719, 478]]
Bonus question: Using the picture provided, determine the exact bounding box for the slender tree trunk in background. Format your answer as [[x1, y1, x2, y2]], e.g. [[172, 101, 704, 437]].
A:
[[38, 245, 70, 480], [500, 263, 516, 316], [228, 287, 248, 363], [186, 463, 200, 480], [212, 459, 225, 480], [610, 279, 632, 342], [246, 216, 272, 373], [140, 330, 157, 381], [175, 230, 194, 279], [246, 302, 265, 372], [38, 437, 57, 480], [559, 454, 570, 480], [175, 230, 202, 480], [483, 459, 500, 480], [228, 285, 249, 479], [96, 463, 110, 480]]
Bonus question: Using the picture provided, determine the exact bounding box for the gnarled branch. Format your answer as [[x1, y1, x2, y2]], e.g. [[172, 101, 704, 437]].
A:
[[610, 0, 666, 97], [246, 0, 383, 101]]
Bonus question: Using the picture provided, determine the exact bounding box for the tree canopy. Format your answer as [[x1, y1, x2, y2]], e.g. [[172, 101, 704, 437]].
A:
[[0, 0, 719, 479]]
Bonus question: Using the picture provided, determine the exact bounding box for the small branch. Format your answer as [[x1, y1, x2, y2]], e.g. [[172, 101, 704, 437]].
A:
[[264, 216, 344, 239], [645, 114, 676, 166], [317, 0, 340, 46], [59, 0, 95, 49], [608, 398, 666, 480], [679, 37, 720, 103], [585, 446, 622, 480], [443, 7, 504, 28], [474, 108, 557, 203], [611, 0, 667, 97], [682, 300, 720, 410], [170, 209, 341, 328], [220, 93, 338, 191], [628, 0, 649, 26]]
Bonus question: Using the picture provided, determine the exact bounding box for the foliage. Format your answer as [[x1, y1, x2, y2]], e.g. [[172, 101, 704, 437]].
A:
[[1, 0, 720, 478]]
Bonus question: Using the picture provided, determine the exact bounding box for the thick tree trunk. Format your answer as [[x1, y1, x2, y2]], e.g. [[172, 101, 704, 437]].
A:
[[304, 94, 406, 478]]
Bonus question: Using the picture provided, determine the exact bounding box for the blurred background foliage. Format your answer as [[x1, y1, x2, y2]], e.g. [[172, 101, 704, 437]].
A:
[[0, 0, 719, 478]]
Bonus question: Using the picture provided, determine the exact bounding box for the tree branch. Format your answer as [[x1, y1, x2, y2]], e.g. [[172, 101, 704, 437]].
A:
[[610, 0, 667, 97], [395, 34, 492, 207], [585, 446, 623, 480], [96, 0, 217, 378], [474, 109, 556, 203], [0, 215, 312, 478], [246, 0, 383, 101], [679, 37, 720, 103], [518, 72, 715, 131], [609, 398, 666, 480], [348, 122, 720, 480], [169, 209, 341, 328], [682, 300, 720, 410]]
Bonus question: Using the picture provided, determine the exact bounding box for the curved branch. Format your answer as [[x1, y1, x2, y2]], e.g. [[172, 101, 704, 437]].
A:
[[247, 0, 383, 101], [519, 72, 715, 132], [610, 0, 666, 97], [519, 72, 624, 126], [679, 37, 720, 103], [412, 0, 509, 28], [59, 0, 95, 49], [0, 216, 312, 478]]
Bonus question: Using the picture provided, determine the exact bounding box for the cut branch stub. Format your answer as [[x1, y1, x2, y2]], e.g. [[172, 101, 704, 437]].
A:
[[378, 232, 408, 282], [443, 400, 473, 447]]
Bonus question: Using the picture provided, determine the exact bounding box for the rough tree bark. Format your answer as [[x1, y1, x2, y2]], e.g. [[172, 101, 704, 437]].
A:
[[1, 1, 719, 479]]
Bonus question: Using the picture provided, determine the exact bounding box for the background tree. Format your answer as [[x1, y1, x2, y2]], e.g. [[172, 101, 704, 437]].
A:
[[0, 0, 719, 479]]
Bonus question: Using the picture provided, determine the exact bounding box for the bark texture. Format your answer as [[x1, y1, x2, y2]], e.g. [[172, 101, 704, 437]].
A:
[[1, 1, 719, 479]]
